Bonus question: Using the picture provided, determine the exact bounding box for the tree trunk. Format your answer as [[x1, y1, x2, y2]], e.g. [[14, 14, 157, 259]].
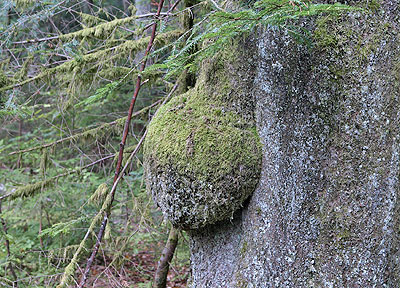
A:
[[188, 3, 400, 287]]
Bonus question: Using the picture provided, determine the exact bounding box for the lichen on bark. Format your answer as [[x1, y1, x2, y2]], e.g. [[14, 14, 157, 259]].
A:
[[144, 39, 262, 230]]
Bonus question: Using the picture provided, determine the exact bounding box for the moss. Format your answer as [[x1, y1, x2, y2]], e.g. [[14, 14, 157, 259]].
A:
[[145, 89, 260, 180], [89, 183, 108, 206], [14, 0, 35, 8], [10, 178, 55, 200], [240, 241, 248, 255], [144, 40, 262, 230], [235, 273, 249, 288], [367, 0, 380, 12], [314, 17, 340, 50], [0, 70, 9, 89]]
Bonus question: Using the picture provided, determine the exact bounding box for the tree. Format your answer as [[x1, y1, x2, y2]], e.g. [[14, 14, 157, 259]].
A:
[[144, 0, 400, 287], [0, 0, 376, 287]]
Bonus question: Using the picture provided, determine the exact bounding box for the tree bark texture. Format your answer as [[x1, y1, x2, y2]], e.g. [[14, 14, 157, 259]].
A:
[[188, 2, 400, 287]]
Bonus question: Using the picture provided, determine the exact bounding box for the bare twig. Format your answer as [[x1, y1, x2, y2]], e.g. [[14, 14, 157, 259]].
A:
[[12, 35, 60, 45], [209, 0, 223, 11], [77, 79, 178, 287]]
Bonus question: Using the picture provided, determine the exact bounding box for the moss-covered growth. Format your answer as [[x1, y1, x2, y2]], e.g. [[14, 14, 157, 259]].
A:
[[146, 88, 261, 179], [144, 42, 262, 230]]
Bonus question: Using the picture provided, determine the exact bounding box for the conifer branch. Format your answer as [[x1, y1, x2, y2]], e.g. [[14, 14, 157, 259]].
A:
[[0, 30, 181, 94], [9, 100, 161, 155], [11, 13, 170, 45], [0, 149, 137, 202]]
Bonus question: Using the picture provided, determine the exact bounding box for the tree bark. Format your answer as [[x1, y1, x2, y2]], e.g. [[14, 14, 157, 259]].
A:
[[188, 2, 400, 287]]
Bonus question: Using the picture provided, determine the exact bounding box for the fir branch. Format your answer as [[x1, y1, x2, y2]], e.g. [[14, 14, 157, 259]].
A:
[[6, 179, 55, 201], [9, 100, 161, 155], [0, 30, 182, 94], [11, 13, 171, 45], [0, 146, 145, 202]]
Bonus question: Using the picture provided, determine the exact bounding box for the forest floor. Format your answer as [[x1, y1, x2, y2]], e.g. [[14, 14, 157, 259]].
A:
[[86, 241, 190, 287]]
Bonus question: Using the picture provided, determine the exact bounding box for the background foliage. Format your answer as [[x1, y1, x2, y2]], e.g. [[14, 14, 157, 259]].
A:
[[0, 0, 190, 286]]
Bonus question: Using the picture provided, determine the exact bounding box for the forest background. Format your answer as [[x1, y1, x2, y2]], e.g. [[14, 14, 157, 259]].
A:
[[0, 0, 354, 287]]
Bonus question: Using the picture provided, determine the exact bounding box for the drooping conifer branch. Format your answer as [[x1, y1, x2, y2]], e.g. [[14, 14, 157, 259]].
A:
[[0, 148, 138, 202], [0, 30, 182, 94], [9, 100, 162, 156], [11, 13, 171, 45]]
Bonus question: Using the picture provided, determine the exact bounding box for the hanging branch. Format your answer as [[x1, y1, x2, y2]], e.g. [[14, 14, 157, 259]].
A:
[[11, 12, 174, 45], [0, 150, 124, 202], [153, 227, 180, 288]]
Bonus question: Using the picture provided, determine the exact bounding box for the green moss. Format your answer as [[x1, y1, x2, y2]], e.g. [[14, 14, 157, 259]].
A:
[[145, 87, 261, 181], [235, 274, 249, 288], [367, 0, 380, 12], [240, 241, 248, 255], [0, 70, 9, 88], [314, 17, 340, 50], [10, 178, 55, 200], [144, 40, 262, 229]]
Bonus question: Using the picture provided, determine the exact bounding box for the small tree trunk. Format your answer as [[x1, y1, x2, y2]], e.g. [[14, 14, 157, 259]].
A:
[[153, 227, 179, 288]]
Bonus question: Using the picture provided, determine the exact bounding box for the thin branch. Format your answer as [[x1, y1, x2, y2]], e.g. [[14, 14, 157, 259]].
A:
[[77, 0, 167, 284], [77, 81, 178, 288], [208, 0, 223, 11], [12, 35, 60, 45], [77, 131, 147, 287], [167, 0, 182, 14], [0, 150, 123, 201]]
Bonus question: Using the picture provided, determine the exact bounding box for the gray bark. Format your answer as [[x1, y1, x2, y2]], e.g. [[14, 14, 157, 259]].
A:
[[188, 3, 400, 287]]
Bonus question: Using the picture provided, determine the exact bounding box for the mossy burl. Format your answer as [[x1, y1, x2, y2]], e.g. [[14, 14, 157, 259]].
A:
[[144, 51, 262, 229]]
